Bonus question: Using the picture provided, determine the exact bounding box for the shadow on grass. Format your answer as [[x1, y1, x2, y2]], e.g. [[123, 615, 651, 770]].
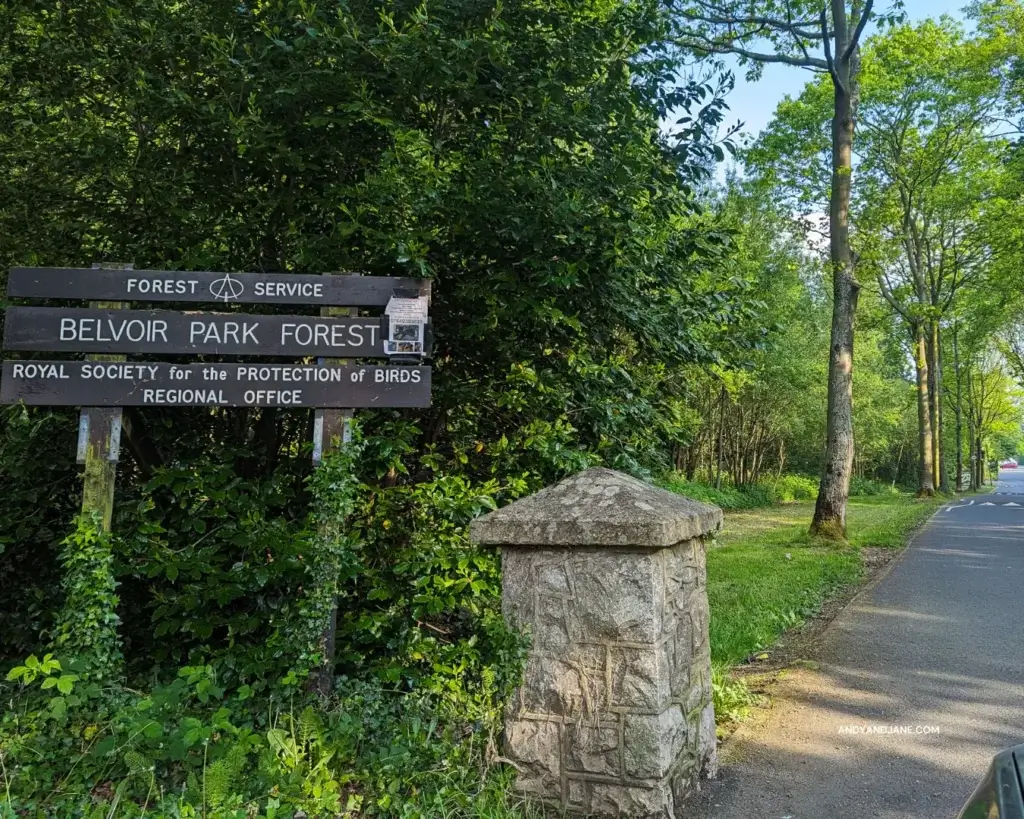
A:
[[708, 494, 947, 670]]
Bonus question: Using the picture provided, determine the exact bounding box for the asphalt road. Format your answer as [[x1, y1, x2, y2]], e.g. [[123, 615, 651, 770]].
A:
[[692, 469, 1024, 819]]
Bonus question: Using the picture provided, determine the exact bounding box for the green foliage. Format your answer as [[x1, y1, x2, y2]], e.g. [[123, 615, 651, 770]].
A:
[[116, 451, 309, 675], [5, 653, 62, 687], [711, 666, 759, 729], [769, 475, 819, 503], [52, 515, 123, 682], [0, 660, 528, 817], [291, 434, 365, 685], [334, 462, 529, 698], [661, 475, 769, 509], [5, 654, 78, 704], [0, 406, 79, 658], [661, 473, 818, 510], [849, 477, 900, 497]]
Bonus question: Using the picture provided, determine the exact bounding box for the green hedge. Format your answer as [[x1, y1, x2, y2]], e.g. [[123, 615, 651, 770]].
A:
[[660, 473, 905, 510], [659, 474, 818, 510]]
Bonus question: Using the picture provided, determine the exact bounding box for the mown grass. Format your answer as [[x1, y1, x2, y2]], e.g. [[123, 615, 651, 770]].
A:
[[707, 494, 946, 668]]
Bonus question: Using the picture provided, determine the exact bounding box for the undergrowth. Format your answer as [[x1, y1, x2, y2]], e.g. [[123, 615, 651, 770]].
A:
[[660, 473, 900, 511], [0, 443, 532, 819]]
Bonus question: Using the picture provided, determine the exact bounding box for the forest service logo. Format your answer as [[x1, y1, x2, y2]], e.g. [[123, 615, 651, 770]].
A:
[[210, 272, 244, 302]]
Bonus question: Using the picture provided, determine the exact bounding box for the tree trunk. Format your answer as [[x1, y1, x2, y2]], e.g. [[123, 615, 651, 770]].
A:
[[811, 62, 860, 539], [715, 385, 726, 491], [927, 320, 948, 492], [968, 409, 977, 491], [926, 323, 939, 489], [953, 323, 964, 491], [954, 383, 963, 492], [891, 439, 905, 490], [914, 324, 936, 496], [976, 436, 984, 488], [926, 325, 936, 487], [935, 322, 949, 492], [685, 446, 697, 481]]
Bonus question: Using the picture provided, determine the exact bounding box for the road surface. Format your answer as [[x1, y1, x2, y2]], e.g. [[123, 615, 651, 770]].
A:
[[692, 469, 1024, 819]]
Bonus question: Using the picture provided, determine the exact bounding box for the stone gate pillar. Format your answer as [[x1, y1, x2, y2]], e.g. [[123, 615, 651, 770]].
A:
[[470, 468, 723, 817]]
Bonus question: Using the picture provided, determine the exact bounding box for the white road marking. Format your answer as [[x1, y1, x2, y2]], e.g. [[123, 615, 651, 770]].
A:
[[1006, 502, 1021, 507], [981, 502, 996, 506]]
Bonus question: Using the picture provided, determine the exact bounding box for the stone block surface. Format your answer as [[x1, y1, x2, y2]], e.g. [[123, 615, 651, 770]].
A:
[[565, 722, 621, 777], [473, 468, 719, 816], [610, 646, 670, 712], [585, 780, 673, 817], [471, 467, 722, 548], [569, 551, 663, 643], [504, 720, 561, 795], [623, 706, 687, 779], [517, 644, 606, 717]]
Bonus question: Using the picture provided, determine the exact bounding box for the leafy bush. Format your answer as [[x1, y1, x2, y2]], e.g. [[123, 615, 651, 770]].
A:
[[768, 474, 819, 502], [0, 406, 79, 659], [0, 0, 769, 814], [659, 475, 760, 509], [0, 434, 531, 817], [0, 663, 528, 818], [849, 476, 901, 497], [660, 473, 817, 509], [52, 515, 123, 682]]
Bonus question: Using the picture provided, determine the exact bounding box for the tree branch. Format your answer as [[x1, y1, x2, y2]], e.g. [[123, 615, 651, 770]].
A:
[[821, 7, 847, 95], [841, 0, 874, 63], [680, 7, 824, 40], [682, 37, 827, 69], [876, 272, 912, 322]]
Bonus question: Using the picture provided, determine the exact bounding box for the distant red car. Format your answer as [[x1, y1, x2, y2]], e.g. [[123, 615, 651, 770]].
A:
[[1000, 460, 1019, 469]]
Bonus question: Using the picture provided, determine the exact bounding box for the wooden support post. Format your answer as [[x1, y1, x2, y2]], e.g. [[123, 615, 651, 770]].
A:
[[313, 276, 358, 463], [78, 263, 131, 530], [309, 274, 358, 696]]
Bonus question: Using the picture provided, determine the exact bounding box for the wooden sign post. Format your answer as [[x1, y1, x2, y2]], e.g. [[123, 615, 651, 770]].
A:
[[2, 264, 433, 693], [310, 273, 356, 697], [312, 272, 359, 466], [80, 263, 130, 531]]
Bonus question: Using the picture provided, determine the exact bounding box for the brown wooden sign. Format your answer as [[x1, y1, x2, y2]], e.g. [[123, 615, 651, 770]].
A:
[[0, 361, 431, 407], [2, 307, 403, 358], [6, 267, 430, 307]]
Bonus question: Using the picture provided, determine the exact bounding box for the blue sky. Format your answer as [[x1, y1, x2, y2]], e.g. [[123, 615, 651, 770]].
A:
[[721, 0, 969, 142]]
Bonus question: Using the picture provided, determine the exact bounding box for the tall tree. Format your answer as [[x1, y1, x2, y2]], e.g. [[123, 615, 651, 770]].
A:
[[674, 0, 892, 537], [965, 349, 1021, 487], [1003, 319, 1024, 386], [748, 16, 1015, 496], [854, 21, 1004, 494]]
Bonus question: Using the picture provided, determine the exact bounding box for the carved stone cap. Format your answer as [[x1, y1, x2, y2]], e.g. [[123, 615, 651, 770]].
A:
[[469, 467, 723, 548]]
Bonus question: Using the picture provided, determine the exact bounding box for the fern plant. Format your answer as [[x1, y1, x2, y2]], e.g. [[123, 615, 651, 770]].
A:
[[261, 707, 359, 816]]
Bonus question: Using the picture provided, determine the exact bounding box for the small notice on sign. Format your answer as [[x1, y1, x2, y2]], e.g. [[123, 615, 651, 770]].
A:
[[384, 295, 429, 357]]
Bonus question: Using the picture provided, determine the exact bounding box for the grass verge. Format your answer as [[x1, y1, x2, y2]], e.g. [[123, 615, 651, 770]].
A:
[[705, 493, 947, 724]]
